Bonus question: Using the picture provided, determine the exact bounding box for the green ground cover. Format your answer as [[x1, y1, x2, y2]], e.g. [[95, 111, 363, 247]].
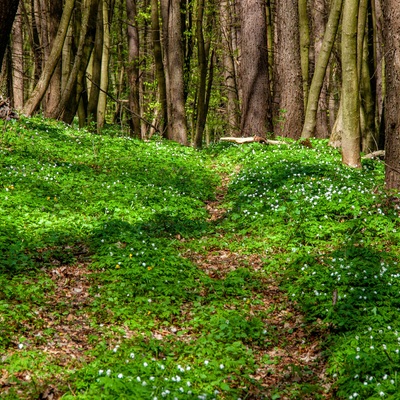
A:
[[0, 117, 399, 399]]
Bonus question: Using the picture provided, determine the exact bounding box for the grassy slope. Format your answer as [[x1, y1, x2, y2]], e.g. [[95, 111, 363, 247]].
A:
[[0, 117, 399, 399]]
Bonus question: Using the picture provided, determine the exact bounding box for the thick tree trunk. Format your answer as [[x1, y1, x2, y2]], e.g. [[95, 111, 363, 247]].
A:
[[239, 0, 273, 138], [341, 0, 361, 168], [22, 0, 75, 116], [382, 0, 400, 189], [273, 0, 304, 139], [160, 0, 188, 145], [301, 0, 343, 138], [0, 0, 20, 70]]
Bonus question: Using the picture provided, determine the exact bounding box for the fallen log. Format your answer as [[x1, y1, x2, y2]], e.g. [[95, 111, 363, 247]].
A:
[[220, 136, 288, 145]]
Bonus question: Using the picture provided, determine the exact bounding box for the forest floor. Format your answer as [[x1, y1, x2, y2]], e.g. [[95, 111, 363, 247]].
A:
[[2, 116, 400, 400]]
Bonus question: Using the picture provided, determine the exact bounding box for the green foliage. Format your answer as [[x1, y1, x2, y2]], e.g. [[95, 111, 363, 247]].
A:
[[2, 120, 400, 399]]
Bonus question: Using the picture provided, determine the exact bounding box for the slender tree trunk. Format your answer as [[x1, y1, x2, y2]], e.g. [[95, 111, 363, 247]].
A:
[[382, 0, 400, 189], [341, 0, 361, 168], [219, 0, 239, 136], [194, 0, 213, 148], [239, 0, 273, 138], [22, 0, 75, 116], [301, 0, 343, 138], [0, 0, 20, 70], [87, 0, 103, 123], [97, 0, 111, 131], [298, 0, 310, 109], [44, 0, 63, 116], [126, 0, 141, 137], [151, 0, 167, 135], [11, 4, 24, 109], [49, 0, 98, 121], [160, 0, 188, 145], [273, 0, 304, 138]]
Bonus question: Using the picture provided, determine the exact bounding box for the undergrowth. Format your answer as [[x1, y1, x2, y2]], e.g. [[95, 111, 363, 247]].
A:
[[0, 117, 399, 399]]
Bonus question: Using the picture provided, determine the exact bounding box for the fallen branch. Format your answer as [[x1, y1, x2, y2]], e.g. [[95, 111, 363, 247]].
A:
[[220, 136, 288, 145], [362, 150, 385, 159]]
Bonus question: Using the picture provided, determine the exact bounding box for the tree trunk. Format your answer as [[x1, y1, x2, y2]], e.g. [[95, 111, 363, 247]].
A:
[[273, 0, 304, 139], [126, 0, 141, 137], [382, 0, 400, 189], [239, 0, 273, 138], [219, 0, 239, 136], [22, 0, 75, 116], [97, 0, 111, 131], [301, 0, 343, 138], [0, 0, 20, 70], [87, 1, 103, 123], [49, 0, 98, 121], [150, 0, 167, 136], [11, 4, 24, 109], [194, 0, 213, 148], [44, 0, 63, 116], [160, 0, 188, 145], [341, 0, 361, 168], [298, 0, 310, 109]]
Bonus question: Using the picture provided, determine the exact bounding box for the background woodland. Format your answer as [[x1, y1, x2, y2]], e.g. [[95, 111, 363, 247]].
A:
[[1, 0, 400, 188]]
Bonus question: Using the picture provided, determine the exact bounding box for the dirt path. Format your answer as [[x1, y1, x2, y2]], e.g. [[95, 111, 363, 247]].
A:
[[186, 168, 333, 399]]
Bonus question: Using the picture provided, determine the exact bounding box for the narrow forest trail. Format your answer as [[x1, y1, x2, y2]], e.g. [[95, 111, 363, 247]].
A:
[[182, 165, 333, 399]]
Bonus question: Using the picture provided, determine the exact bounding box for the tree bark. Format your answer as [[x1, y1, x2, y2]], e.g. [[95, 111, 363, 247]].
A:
[[219, 0, 239, 136], [11, 4, 24, 110], [0, 0, 20, 70], [301, 0, 343, 138], [22, 0, 76, 116], [97, 0, 111, 131], [273, 0, 304, 139], [160, 0, 188, 145], [49, 0, 98, 121], [341, 0, 361, 168], [150, 0, 167, 136], [298, 0, 310, 109], [126, 0, 141, 137], [239, 0, 273, 138], [382, 0, 400, 189]]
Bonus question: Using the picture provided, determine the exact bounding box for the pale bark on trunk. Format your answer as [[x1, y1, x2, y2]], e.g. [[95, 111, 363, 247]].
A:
[[341, 0, 361, 168], [160, 0, 188, 145], [382, 0, 400, 189], [301, 0, 343, 138], [126, 0, 141, 137], [239, 0, 273, 138], [22, 0, 75, 116], [11, 5, 24, 109], [0, 0, 20, 70], [273, 0, 304, 139]]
